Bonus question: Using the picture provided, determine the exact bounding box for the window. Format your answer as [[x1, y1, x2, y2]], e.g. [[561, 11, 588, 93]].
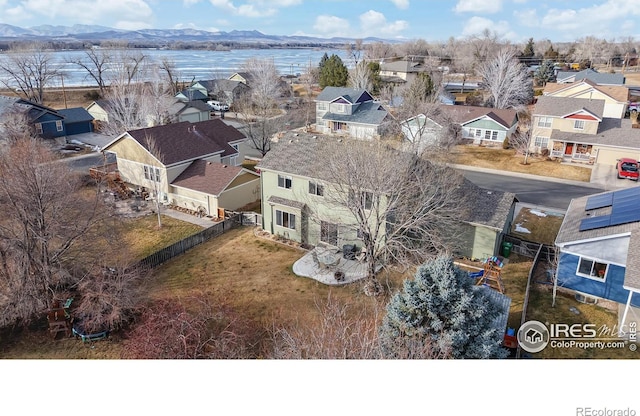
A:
[[317, 103, 326, 111], [574, 120, 585, 130], [577, 257, 608, 280], [534, 136, 549, 148], [491, 131, 498, 141], [277, 175, 292, 189], [231, 143, 239, 151], [275, 210, 296, 230], [485, 130, 492, 140], [537, 117, 552, 128], [320, 221, 338, 246], [468, 128, 475, 137], [144, 165, 161, 182], [335, 104, 346, 113], [55, 120, 63, 132], [309, 181, 324, 196], [35, 123, 43, 135], [475, 129, 482, 137], [349, 190, 374, 210], [230, 155, 238, 166]]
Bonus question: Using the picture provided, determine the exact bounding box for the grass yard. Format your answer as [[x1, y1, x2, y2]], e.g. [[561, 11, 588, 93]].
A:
[[510, 207, 565, 245], [449, 145, 593, 182], [117, 215, 204, 260], [525, 285, 639, 359]]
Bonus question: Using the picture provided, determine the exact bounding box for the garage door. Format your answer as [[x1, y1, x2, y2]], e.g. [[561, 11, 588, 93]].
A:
[[596, 147, 640, 166]]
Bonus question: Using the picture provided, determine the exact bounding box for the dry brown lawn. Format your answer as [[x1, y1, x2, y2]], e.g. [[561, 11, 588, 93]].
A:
[[510, 207, 565, 245], [450, 145, 593, 182]]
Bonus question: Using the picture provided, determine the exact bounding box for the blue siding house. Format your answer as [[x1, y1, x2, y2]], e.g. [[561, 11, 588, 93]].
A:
[[58, 107, 94, 136], [555, 187, 640, 329], [0, 95, 66, 139]]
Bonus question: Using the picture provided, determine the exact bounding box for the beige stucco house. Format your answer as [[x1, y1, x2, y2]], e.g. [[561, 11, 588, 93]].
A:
[[543, 79, 628, 119], [103, 119, 259, 217]]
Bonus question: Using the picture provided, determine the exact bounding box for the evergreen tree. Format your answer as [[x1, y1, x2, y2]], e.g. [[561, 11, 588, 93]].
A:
[[379, 256, 510, 359], [319, 54, 348, 88], [534, 59, 556, 87], [543, 45, 559, 61], [523, 38, 535, 58], [367, 61, 382, 95]]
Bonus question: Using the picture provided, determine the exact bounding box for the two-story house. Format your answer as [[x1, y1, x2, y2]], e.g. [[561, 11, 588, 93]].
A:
[[555, 68, 625, 86], [0, 95, 66, 139], [257, 131, 517, 260], [103, 119, 259, 217], [314, 87, 389, 139], [190, 79, 250, 107], [379, 59, 429, 85], [555, 187, 640, 331], [531, 96, 640, 166], [543, 79, 628, 118]]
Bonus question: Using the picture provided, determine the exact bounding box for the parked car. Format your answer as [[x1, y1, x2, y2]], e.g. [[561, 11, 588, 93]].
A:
[[207, 100, 229, 111], [616, 158, 639, 180]]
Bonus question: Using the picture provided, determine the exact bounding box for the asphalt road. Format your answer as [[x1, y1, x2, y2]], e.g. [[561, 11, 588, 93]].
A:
[[65, 152, 116, 171], [462, 170, 604, 210]]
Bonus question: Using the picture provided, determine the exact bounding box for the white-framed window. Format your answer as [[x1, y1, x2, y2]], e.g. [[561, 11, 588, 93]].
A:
[[576, 257, 608, 281], [485, 130, 492, 140], [491, 131, 498, 141], [230, 155, 238, 166], [275, 210, 296, 230], [144, 165, 161, 182], [35, 123, 43, 135], [351, 190, 374, 210], [317, 103, 326, 111], [55, 120, 63, 132], [277, 174, 292, 189], [475, 129, 482, 137], [537, 117, 552, 128], [335, 104, 346, 113], [574, 120, 585, 130], [309, 181, 324, 196], [534, 136, 549, 148], [468, 128, 475, 137]]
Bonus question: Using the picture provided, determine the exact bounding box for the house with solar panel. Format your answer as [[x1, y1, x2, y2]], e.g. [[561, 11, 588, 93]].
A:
[[554, 187, 640, 328], [314, 87, 390, 139]]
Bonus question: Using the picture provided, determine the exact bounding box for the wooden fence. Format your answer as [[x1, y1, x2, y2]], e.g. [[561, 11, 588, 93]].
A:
[[137, 214, 240, 269]]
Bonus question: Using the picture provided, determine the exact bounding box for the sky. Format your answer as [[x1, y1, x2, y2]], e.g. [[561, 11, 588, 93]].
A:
[[0, 0, 638, 44]]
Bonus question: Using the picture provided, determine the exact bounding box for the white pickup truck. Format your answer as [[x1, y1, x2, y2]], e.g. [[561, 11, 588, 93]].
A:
[[207, 100, 229, 111]]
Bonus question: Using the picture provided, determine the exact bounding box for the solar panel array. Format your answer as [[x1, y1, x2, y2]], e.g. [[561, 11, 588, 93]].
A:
[[580, 187, 640, 232]]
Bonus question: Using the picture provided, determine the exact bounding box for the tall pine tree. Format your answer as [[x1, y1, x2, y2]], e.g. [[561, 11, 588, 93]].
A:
[[379, 256, 509, 359], [319, 54, 348, 88]]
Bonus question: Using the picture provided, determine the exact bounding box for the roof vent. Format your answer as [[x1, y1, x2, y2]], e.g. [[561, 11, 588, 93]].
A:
[[294, 133, 299, 136], [312, 136, 317, 139], [207, 161, 212, 165], [487, 191, 492, 195], [222, 164, 227, 168], [289, 139, 293, 143]]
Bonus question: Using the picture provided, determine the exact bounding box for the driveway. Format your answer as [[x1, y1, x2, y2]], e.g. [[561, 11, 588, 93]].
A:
[[67, 132, 115, 150], [590, 163, 639, 190]]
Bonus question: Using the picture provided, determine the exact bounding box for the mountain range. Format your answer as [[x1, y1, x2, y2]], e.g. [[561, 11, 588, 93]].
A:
[[0, 24, 394, 46]]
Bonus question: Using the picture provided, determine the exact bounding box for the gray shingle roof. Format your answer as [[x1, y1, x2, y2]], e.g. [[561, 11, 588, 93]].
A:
[[477, 286, 512, 334], [625, 229, 640, 290], [321, 101, 389, 126], [533, 95, 605, 118], [555, 189, 640, 245], [177, 88, 208, 101], [556, 69, 625, 86], [315, 87, 372, 103], [438, 104, 517, 129], [550, 118, 640, 149], [380, 60, 425, 73], [58, 107, 94, 123], [459, 182, 518, 230]]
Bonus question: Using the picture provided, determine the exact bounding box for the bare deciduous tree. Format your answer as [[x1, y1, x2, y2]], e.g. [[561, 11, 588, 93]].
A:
[[67, 47, 112, 94], [477, 47, 533, 109], [509, 108, 534, 164], [0, 42, 60, 103], [0, 138, 104, 327], [348, 60, 373, 91], [236, 58, 286, 156]]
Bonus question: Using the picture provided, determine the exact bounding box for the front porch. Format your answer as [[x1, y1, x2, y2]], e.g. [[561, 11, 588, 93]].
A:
[[551, 141, 596, 164], [292, 245, 378, 286]]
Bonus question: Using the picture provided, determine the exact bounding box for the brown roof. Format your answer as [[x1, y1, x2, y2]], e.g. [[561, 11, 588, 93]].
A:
[[171, 160, 249, 195], [543, 80, 629, 103], [124, 119, 244, 166], [438, 105, 517, 129]]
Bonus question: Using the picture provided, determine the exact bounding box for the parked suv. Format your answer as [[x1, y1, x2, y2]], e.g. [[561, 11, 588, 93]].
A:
[[616, 158, 639, 180], [207, 100, 229, 111]]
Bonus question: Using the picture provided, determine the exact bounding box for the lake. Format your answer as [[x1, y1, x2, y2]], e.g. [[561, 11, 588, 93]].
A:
[[31, 48, 347, 87]]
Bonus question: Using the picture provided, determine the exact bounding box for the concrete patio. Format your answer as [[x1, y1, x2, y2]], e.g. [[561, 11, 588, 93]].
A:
[[292, 246, 375, 286]]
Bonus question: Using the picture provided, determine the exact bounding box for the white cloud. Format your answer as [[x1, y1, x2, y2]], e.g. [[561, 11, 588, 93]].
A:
[[208, 0, 299, 17], [313, 15, 351, 37], [540, 1, 640, 39], [359, 10, 408, 36], [17, 0, 154, 27], [389, 0, 409, 9], [461, 16, 518, 41], [454, 0, 503, 14], [115, 20, 152, 30], [513, 8, 538, 28]]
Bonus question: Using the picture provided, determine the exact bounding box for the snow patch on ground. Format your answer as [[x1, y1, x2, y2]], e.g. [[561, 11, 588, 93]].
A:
[[529, 209, 548, 217], [515, 223, 531, 234]]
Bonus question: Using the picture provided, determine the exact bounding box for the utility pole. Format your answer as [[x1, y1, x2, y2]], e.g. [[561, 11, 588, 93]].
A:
[[60, 75, 68, 109]]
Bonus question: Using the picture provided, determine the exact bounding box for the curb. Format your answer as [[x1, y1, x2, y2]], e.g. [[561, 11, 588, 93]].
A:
[[448, 163, 605, 189]]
